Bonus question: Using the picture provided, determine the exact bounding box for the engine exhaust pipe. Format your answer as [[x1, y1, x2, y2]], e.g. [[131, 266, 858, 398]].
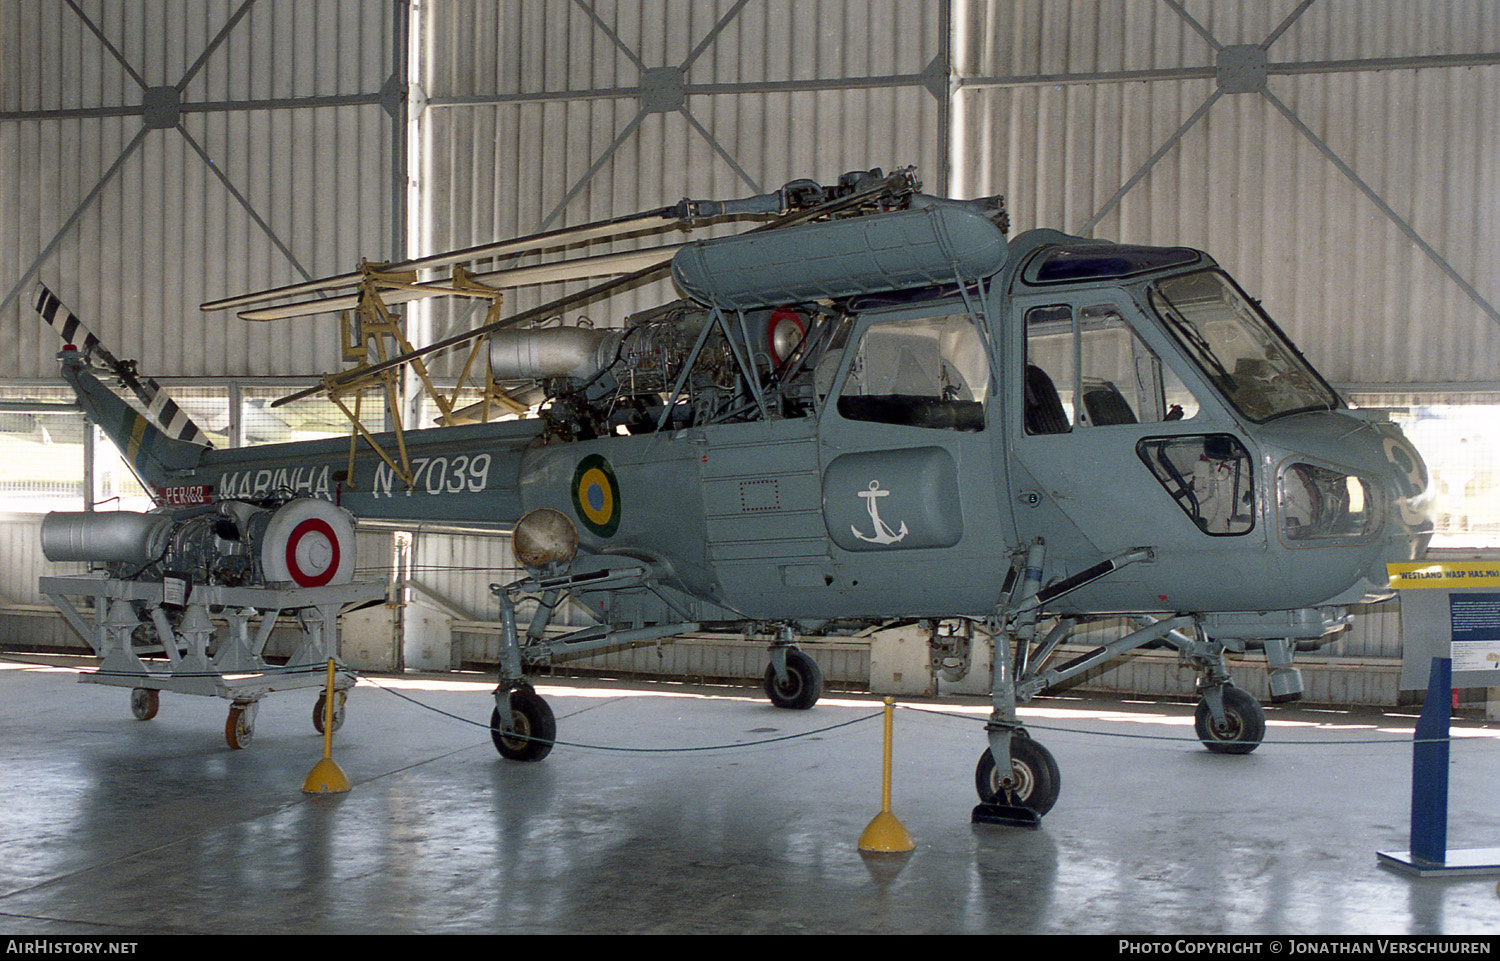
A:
[[489, 327, 623, 382], [41, 512, 171, 566]]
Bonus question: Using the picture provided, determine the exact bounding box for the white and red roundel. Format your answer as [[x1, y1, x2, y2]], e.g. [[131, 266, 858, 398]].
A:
[[260, 499, 356, 588]]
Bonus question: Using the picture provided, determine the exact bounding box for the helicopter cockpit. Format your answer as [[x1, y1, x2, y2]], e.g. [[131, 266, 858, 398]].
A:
[[996, 231, 1430, 616]]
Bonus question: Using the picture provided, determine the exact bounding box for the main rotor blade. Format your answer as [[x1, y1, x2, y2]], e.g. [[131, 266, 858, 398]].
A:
[[237, 245, 685, 321], [199, 205, 679, 313], [271, 169, 915, 408]]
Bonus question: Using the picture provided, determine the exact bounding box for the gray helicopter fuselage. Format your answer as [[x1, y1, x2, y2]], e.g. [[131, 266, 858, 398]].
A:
[[39, 169, 1441, 807], [508, 230, 1430, 624], [70, 223, 1430, 630]]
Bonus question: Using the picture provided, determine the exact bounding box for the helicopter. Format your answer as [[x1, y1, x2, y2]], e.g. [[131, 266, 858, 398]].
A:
[[34, 167, 1433, 824]]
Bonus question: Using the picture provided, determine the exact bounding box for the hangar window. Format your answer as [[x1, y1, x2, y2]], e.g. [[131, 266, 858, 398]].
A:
[[0, 387, 86, 512], [239, 387, 373, 446], [0, 384, 367, 513]]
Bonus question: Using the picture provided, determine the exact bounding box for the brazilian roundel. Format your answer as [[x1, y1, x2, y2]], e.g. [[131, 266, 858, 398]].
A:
[[570, 454, 622, 537]]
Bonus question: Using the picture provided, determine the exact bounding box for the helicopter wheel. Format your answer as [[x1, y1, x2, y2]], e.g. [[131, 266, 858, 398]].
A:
[[1194, 685, 1265, 755], [313, 691, 347, 734], [490, 687, 556, 762], [129, 687, 159, 721], [974, 733, 1061, 818], [763, 648, 823, 710]]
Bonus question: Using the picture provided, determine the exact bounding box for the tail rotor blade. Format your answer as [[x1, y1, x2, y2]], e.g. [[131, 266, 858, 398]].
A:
[[32, 284, 213, 448], [34, 284, 116, 367]]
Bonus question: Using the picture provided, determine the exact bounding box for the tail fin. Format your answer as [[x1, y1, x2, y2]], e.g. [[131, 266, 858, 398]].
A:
[[34, 284, 209, 489], [33, 284, 214, 448]]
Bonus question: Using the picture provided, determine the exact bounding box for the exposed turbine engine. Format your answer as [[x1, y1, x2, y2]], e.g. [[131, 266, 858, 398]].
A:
[[41, 497, 356, 589]]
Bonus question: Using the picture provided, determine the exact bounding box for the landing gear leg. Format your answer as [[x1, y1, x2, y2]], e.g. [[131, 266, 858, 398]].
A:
[[1188, 638, 1266, 755], [487, 580, 557, 761], [974, 541, 1059, 826], [765, 626, 823, 710], [975, 634, 1059, 824]]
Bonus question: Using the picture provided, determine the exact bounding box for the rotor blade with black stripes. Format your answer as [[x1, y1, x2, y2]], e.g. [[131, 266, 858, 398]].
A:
[[33, 284, 213, 448]]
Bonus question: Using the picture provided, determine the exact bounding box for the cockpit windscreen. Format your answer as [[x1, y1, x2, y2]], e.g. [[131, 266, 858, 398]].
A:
[[1149, 271, 1339, 422]]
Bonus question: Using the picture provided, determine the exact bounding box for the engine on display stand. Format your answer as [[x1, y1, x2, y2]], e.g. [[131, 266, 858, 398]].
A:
[[42, 496, 357, 589], [38, 497, 384, 749]]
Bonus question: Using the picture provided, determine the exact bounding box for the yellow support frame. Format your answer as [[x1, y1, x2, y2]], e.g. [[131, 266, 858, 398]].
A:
[[326, 261, 513, 490]]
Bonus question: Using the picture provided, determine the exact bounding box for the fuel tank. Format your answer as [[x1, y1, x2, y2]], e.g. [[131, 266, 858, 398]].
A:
[[671, 203, 1009, 310]]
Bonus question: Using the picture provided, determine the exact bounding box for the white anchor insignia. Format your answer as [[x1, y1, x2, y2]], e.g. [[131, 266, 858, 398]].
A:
[[852, 480, 908, 545]]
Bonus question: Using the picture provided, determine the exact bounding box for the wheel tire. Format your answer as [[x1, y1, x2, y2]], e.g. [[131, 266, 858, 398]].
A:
[[313, 691, 347, 734], [1194, 685, 1265, 755], [974, 734, 1061, 817], [490, 688, 556, 762], [130, 688, 159, 721], [225, 704, 254, 750], [763, 648, 823, 710]]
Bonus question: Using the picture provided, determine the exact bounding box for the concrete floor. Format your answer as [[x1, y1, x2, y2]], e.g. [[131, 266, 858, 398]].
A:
[[2, 655, 1499, 936]]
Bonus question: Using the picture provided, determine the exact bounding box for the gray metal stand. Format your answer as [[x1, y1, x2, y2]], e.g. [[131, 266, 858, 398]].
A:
[[40, 574, 385, 747]]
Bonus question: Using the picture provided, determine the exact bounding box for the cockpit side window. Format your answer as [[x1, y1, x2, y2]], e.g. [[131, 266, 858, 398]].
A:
[[1137, 435, 1255, 535], [1024, 303, 1201, 434], [1023, 305, 1074, 433], [835, 312, 988, 431]]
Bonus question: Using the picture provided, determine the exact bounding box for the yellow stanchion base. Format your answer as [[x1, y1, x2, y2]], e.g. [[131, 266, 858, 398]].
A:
[[858, 810, 915, 853], [302, 757, 352, 795]]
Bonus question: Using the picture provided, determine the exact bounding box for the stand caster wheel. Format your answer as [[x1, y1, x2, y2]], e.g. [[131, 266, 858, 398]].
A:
[[313, 691, 346, 734], [130, 688, 159, 721], [225, 702, 257, 750]]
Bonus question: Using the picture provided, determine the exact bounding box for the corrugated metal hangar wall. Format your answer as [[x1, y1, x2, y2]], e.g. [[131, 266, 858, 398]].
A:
[[1, 0, 1497, 703], [0, 0, 404, 381], [954, 0, 1500, 388]]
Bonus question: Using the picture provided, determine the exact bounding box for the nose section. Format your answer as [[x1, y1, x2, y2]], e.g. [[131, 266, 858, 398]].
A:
[[1377, 425, 1435, 558], [1259, 411, 1434, 607]]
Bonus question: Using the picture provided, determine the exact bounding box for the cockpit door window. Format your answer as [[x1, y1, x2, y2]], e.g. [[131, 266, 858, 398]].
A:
[[1024, 303, 1201, 434], [1137, 434, 1256, 536], [835, 312, 988, 432]]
